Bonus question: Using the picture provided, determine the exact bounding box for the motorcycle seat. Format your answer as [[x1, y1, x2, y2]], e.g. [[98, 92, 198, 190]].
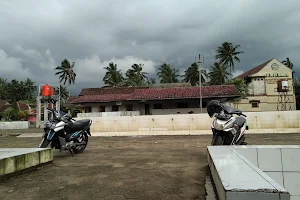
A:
[[223, 105, 242, 115], [216, 114, 232, 121], [70, 119, 90, 132]]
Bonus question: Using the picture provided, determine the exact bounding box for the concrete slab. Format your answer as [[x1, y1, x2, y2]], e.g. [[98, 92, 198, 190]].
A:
[[17, 133, 43, 138], [0, 148, 53, 180], [207, 146, 291, 200]]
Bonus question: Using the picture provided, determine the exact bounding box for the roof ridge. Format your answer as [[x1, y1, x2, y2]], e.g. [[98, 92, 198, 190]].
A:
[[234, 58, 274, 79], [71, 85, 240, 104]]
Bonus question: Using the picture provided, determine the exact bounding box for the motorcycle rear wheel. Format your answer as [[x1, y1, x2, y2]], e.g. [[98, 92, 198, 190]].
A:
[[73, 133, 88, 154]]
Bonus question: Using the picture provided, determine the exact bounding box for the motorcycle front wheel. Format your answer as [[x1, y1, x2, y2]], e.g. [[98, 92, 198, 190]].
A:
[[39, 138, 51, 148], [211, 135, 223, 145]]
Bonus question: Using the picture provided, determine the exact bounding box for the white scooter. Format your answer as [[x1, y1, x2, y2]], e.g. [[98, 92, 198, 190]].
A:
[[207, 100, 248, 145]]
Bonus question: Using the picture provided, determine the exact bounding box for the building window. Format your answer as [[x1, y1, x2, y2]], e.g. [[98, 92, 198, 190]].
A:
[[85, 107, 91, 113], [153, 103, 162, 109], [99, 106, 105, 112], [112, 105, 119, 111], [251, 102, 259, 108], [126, 104, 133, 111], [177, 102, 188, 108]]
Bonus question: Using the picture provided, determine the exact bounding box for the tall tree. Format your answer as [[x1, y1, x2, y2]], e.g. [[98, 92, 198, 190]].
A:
[[124, 63, 149, 86], [5, 79, 24, 104], [182, 62, 208, 86], [23, 78, 36, 102], [103, 62, 124, 87], [226, 78, 248, 98], [0, 77, 36, 104], [157, 62, 179, 83], [54, 59, 76, 95], [0, 78, 8, 100], [59, 85, 69, 103], [147, 78, 156, 85], [282, 57, 294, 79], [282, 57, 294, 69], [215, 42, 244, 78], [208, 62, 231, 85]]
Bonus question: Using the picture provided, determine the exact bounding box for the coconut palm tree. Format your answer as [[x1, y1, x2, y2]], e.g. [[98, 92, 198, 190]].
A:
[[124, 63, 149, 86], [215, 42, 244, 78], [282, 57, 294, 79], [59, 85, 69, 103], [282, 57, 294, 69], [103, 62, 124, 87], [147, 78, 156, 85], [209, 62, 231, 85], [54, 59, 76, 95], [182, 62, 208, 86], [157, 62, 179, 83]]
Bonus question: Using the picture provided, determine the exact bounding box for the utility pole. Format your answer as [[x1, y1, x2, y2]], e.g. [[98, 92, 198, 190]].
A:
[[195, 54, 203, 113]]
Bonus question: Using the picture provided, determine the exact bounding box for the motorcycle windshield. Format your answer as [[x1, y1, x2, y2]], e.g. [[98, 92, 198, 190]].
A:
[[59, 111, 66, 117]]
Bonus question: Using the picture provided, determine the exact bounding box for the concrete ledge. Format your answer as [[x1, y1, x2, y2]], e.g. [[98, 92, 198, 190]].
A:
[[207, 146, 290, 200], [0, 148, 53, 180], [0, 121, 29, 129], [91, 129, 300, 136], [16, 129, 300, 138]]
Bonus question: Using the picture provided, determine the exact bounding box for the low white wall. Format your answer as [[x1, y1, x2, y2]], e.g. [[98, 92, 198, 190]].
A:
[[0, 121, 29, 129], [77, 111, 140, 118], [74, 110, 300, 133]]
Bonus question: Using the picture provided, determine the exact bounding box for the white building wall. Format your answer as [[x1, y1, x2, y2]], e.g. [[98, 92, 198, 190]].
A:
[[252, 77, 266, 95]]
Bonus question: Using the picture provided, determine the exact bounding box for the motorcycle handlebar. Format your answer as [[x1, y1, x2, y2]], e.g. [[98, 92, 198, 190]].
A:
[[240, 113, 247, 117], [46, 107, 55, 112]]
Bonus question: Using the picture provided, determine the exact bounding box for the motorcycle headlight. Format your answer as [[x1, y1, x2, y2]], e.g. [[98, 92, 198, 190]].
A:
[[44, 121, 50, 128], [55, 111, 60, 119], [214, 120, 224, 130], [50, 123, 57, 129]]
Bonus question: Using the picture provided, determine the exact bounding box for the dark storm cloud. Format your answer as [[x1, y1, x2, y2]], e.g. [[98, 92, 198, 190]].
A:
[[0, 0, 299, 95]]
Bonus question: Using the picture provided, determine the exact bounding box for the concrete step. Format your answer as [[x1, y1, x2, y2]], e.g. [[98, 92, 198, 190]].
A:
[[0, 148, 53, 180]]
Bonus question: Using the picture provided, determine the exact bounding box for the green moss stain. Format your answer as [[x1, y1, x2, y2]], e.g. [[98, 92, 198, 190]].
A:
[[14, 155, 25, 171], [40, 149, 53, 163], [1, 157, 15, 175], [0, 159, 7, 175], [0, 149, 53, 178]]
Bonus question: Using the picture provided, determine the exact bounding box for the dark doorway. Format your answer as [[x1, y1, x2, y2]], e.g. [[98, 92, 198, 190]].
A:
[[112, 105, 119, 111], [145, 104, 150, 115]]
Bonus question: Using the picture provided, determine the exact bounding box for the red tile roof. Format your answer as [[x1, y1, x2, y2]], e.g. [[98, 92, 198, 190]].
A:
[[65, 96, 79, 108], [235, 59, 273, 79], [79, 87, 148, 96], [17, 101, 30, 112], [0, 100, 11, 112], [71, 85, 240, 103]]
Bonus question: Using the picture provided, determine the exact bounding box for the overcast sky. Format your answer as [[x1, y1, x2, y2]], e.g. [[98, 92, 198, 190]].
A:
[[0, 0, 299, 95]]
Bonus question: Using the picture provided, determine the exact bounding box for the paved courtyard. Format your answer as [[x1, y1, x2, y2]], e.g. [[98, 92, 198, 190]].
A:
[[0, 133, 300, 200]]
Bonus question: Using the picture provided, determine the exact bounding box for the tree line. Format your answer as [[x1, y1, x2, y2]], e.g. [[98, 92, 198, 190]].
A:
[[54, 42, 246, 89], [0, 77, 70, 120], [100, 42, 245, 87], [0, 78, 36, 104]]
